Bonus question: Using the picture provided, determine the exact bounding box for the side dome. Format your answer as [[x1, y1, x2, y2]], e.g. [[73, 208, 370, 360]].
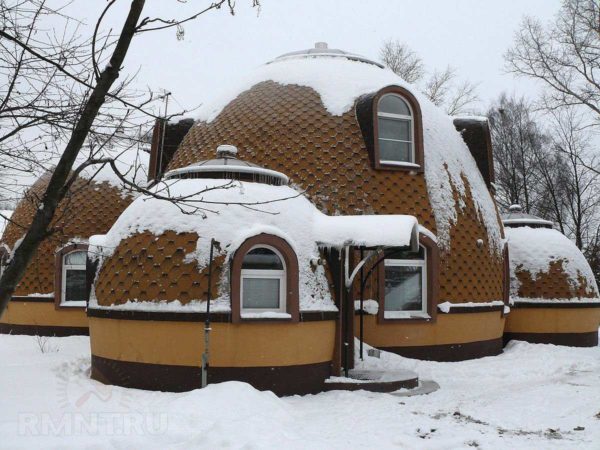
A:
[[502, 205, 600, 348], [1, 173, 136, 296], [0, 143, 148, 336], [167, 44, 505, 304], [503, 207, 598, 301]]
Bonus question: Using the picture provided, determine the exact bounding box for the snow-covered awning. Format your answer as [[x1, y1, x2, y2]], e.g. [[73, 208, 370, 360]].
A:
[[314, 214, 419, 251]]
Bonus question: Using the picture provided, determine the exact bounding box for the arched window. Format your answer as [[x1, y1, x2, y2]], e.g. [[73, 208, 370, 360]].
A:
[[240, 246, 286, 313], [62, 250, 87, 305], [377, 94, 414, 165], [231, 234, 300, 322], [55, 245, 89, 308]]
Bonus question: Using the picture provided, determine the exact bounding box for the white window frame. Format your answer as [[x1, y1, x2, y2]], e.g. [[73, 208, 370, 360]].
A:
[[383, 246, 428, 319], [240, 245, 287, 314], [61, 250, 87, 307], [377, 94, 416, 166]]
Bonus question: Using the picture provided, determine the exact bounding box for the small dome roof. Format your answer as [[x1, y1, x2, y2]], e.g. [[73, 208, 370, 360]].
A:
[[505, 225, 598, 301], [272, 42, 384, 68], [164, 144, 289, 186], [502, 204, 553, 228]]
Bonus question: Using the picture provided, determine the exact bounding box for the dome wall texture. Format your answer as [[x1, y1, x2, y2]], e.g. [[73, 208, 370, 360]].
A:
[[0, 173, 134, 335], [1, 174, 134, 296], [168, 81, 504, 304]]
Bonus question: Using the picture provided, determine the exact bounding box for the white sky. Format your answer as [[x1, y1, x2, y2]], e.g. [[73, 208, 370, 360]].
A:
[[74, 0, 563, 116]]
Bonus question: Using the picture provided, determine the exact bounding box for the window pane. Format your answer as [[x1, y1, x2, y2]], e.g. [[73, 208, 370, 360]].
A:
[[242, 248, 283, 270], [243, 277, 280, 309], [65, 251, 86, 266], [65, 269, 87, 302], [384, 266, 423, 311], [379, 140, 412, 162], [379, 95, 411, 116], [378, 117, 411, 141]]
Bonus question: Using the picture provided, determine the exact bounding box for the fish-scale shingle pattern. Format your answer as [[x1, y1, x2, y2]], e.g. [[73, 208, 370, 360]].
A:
[[1, 174, 133, 296], [167, 81, 503, 303]]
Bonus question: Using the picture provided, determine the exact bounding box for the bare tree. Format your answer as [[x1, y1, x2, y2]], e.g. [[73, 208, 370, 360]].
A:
[[488, 93, 545, 212], [506, 0, 600, 124], [379, 39, 479, 115], [547, 106, 600, 249], [379, 39, 424, 84], [0, 0, 261, 317]]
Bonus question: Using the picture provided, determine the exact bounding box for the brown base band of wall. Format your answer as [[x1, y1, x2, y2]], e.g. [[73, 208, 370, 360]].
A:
[[503, 331, 598, 347], [0, 323, 89, 337], [91, 355, 332, 396], [381, 337, 503, 362]]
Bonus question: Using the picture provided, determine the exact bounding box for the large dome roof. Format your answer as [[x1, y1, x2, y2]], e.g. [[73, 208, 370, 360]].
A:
[[171, 45, 501, 250], [166, 44, 506, 304]]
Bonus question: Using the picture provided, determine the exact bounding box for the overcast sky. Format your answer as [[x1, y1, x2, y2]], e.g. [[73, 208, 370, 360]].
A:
[[74, 0, 563, 117]]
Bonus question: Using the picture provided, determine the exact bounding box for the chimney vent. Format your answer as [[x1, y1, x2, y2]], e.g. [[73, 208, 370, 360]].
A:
[[216, 144, 238, 158], [508, 204, 522, 213]]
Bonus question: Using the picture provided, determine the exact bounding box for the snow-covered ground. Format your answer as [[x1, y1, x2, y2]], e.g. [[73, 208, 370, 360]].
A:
[[0, 334, 599, 449]]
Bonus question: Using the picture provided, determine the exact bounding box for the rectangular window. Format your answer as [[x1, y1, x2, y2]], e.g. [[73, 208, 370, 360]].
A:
[[64, 269, 87, 303], [384, 248, 427, 319], [241, 270, 285, 313]]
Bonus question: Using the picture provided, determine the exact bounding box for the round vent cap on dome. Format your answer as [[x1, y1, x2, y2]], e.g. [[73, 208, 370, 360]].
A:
[[164, 144, 289, 186], [502, 204, 554, 228], [271, 42, 384, 68]]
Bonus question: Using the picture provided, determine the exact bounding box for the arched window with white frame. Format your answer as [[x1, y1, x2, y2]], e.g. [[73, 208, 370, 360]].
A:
[[240, 246, 286, 314], [377, 93, 415, 165], [61, 250, 88, 306]]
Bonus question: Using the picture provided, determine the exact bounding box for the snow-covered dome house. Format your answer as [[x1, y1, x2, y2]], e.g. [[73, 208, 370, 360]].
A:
[[503, 205, 600, 346], [87, 43, 509, 395], [0, 145, 148, 336]]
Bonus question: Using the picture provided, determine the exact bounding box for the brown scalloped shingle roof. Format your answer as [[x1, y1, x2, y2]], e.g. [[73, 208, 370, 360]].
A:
[[1, 174, 134, 296], [166, 80, 504, 303]]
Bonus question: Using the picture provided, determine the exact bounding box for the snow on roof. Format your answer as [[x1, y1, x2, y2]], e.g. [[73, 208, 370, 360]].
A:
[[0, 210, 12, 238], [505, 226, 599, 298], [452, 115, 489, 123], [194, 52, 502, 254], [92, 178, 419, 311], [315, 214, 418, 249]]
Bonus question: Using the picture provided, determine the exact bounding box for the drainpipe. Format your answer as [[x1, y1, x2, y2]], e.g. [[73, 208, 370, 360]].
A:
[[201, 238, 215, 388], [359, 247, 364, 361], [341, 248, 349, 378]]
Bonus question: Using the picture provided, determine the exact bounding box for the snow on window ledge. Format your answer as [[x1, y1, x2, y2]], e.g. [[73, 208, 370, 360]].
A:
[[60, 301, 87, 308], [240, 311, 292, 320], [383, 311, 430, 320], [378, 160, 421, 170]]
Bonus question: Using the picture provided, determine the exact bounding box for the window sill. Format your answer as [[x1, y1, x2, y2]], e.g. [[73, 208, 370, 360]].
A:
[[58, 301, 87, 308], [376, 161, 422, 172], [383, 311, 431, 320], [240, 312, 292, 320]]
